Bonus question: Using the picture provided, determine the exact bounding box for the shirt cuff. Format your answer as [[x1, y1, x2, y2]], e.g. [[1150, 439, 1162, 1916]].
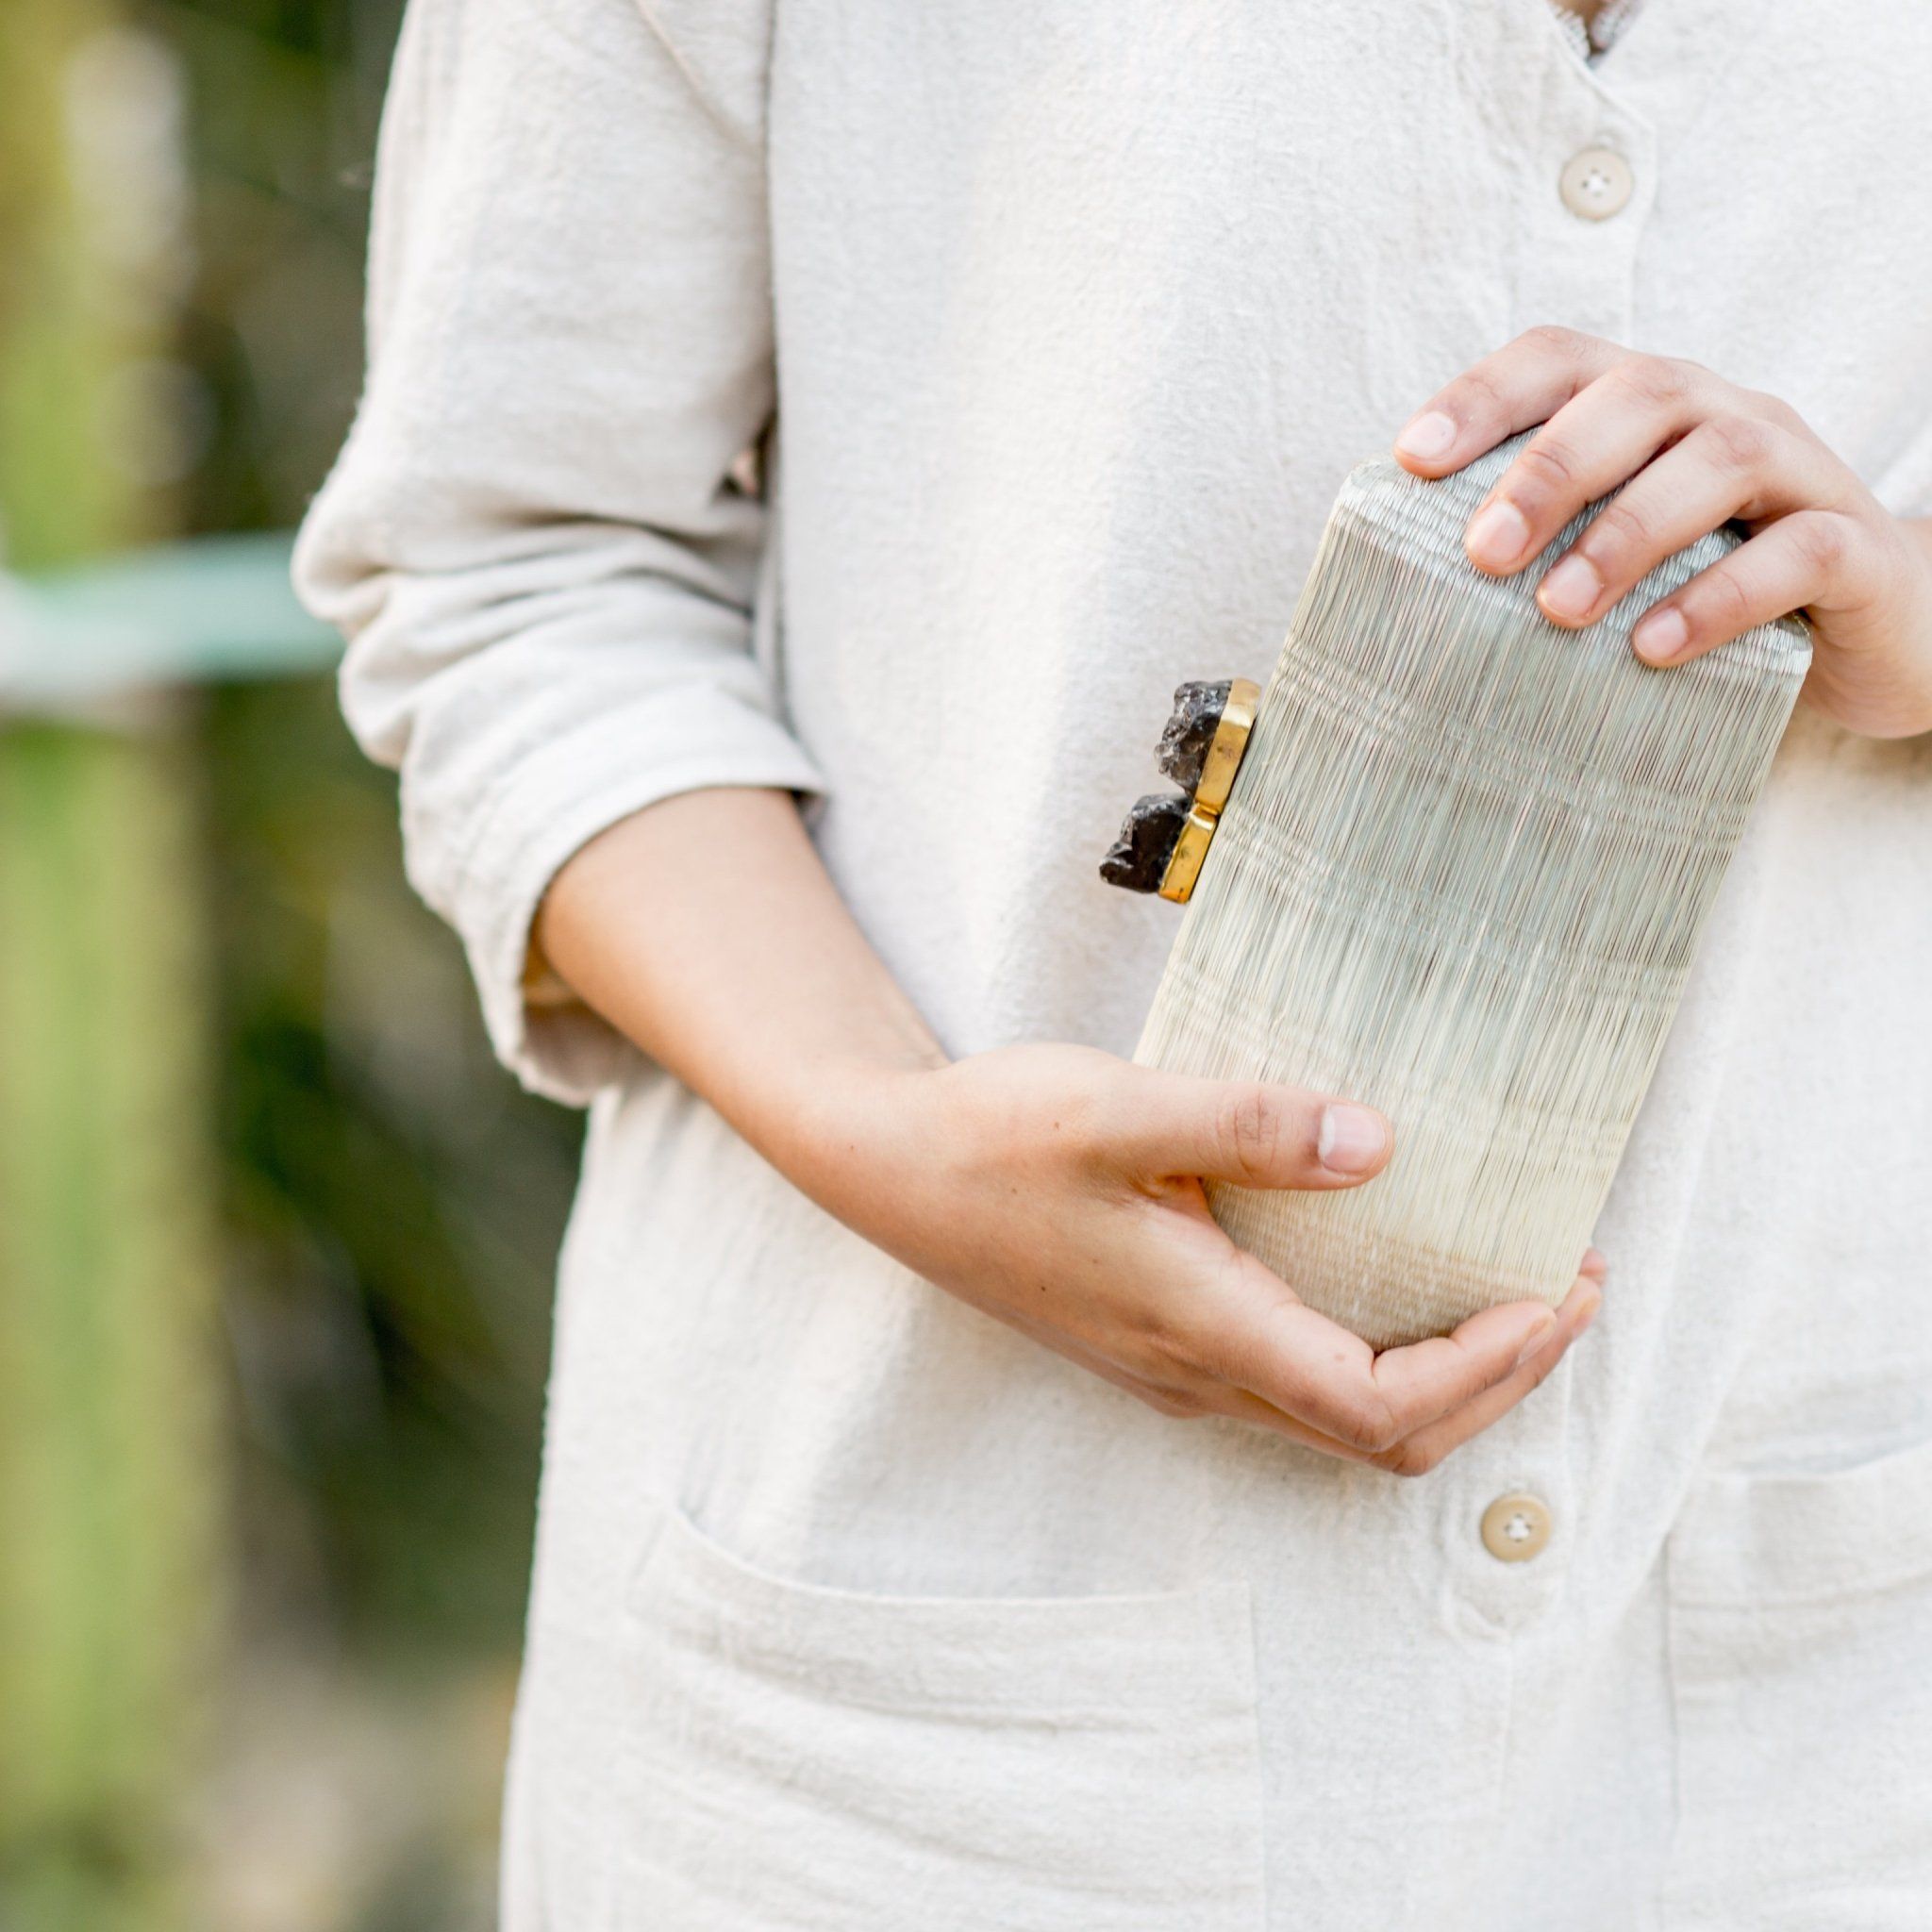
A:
[[421, 690, 825, 1107]]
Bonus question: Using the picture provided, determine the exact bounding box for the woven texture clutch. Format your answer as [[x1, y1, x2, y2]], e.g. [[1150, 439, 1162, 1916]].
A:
[[1129, 435, 1811, 1348]]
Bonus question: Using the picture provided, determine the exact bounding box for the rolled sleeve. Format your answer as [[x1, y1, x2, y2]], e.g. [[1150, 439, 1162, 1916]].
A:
[[433, 666, 823, 1104], [294, 0, 815, 1105]]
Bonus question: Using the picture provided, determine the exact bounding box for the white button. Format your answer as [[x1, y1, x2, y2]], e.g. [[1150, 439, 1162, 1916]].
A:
[[1481, 1491, 1553, 1563], [1559, 146, 1634, 222]]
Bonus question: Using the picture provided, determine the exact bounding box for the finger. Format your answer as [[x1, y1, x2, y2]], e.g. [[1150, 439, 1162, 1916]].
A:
[[1211, 1258, 1557, 1454], [1364, 1294, 1571, 1436], [1391, 326, 1625, 478], [1462, 358, 1719, 578], [1005, 1294, 1389, 1463], [1218, 1263, 1607, 1468], [1629, 510, 1868, 667], [1103, 1065, 1392, 1191], [1533, 417, 1843, 626], [1368, 1273, 1604, 1476], [1208, 1385, 1388, 1465], [1001, 1310, 1213, 1416]]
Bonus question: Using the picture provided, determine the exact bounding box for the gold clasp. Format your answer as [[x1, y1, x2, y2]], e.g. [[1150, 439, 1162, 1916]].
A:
[[1158, 677, 1258, 902]]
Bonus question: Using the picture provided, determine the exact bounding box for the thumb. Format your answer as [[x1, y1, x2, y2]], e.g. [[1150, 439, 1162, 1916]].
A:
[[1105, 1066, 1392, 1191]]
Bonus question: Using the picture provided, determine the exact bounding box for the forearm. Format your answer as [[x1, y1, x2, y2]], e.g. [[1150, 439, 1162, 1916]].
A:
[[534, 787, 945, 1187]]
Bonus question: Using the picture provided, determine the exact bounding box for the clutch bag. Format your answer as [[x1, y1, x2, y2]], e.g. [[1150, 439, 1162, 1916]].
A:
[[1103, 433, 1810, 1348]]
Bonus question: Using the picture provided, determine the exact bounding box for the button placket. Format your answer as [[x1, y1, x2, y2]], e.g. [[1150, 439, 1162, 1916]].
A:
[[1434, 1344, 1580, 1638], [1508, 29, 1656, 346]]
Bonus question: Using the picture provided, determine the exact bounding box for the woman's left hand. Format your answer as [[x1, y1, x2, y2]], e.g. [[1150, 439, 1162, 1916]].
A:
[[1392, 326, 1932, 740]]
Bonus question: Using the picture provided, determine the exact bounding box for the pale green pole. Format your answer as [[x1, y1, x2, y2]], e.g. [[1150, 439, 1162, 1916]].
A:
[[0, 4, 217, 1925]]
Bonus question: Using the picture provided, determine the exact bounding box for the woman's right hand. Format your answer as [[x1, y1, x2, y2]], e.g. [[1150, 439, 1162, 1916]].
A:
[[795, 1043, 1604, 1477]]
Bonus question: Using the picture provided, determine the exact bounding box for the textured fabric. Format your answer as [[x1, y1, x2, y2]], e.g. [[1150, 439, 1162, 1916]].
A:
[[296, 3, 1932, 1926]]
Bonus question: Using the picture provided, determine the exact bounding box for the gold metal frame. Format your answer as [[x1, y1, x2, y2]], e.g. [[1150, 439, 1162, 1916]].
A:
[[1158, 677, 1259, 902]]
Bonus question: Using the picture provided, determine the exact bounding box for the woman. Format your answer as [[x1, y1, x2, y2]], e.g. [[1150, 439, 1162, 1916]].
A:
[[297, 1, 1932, 1924]]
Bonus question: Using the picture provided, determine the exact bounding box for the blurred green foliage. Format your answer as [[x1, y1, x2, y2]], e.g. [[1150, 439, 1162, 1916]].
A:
[[207, 676, 574, 1663], [161, 0, 397, 537], [5, 0, 582, 1924], [155, 0, 580, 1666], [149, 0, 579, 1651]]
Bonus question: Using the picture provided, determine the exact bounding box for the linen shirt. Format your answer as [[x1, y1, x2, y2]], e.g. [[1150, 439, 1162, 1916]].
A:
[[296, 3, 1932, 1925]]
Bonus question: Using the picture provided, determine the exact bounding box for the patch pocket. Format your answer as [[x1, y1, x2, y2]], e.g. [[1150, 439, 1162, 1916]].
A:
[[612, 1499, 1266, 1932], [1662, 1434, 1932, 1930]]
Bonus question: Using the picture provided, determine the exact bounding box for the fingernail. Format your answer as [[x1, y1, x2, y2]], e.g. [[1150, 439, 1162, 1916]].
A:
[[1394, 410, 1457, 462], [1513, 1312, 1558, 1369], [1467, 499, 1531, 571], [1633, 607, 1690, 662], [1575, 1288, 1603, 1335], [1539, 554, 1602, 623], [1317, 1104, 1390, 1175]]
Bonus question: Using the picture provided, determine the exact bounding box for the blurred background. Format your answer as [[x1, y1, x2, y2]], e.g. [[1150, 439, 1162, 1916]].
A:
[[0, 3, 581, 1927]]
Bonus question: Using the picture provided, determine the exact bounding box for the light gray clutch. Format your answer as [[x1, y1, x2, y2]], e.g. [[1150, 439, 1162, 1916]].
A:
[[1103, 435, 1810, 1348]]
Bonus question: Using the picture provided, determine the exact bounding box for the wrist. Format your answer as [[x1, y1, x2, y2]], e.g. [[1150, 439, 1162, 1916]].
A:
[[761, 1052, 950, 1241], [1807, 513, 1932, 740]]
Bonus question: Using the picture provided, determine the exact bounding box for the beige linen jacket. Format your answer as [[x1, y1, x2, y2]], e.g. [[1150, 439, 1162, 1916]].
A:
[[297, 2, 1932, 1925]]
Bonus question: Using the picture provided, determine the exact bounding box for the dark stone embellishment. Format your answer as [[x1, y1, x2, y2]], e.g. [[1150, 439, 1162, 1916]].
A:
[[1155, 680, 1234, 793], [1099, 791, 1191, 892]]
